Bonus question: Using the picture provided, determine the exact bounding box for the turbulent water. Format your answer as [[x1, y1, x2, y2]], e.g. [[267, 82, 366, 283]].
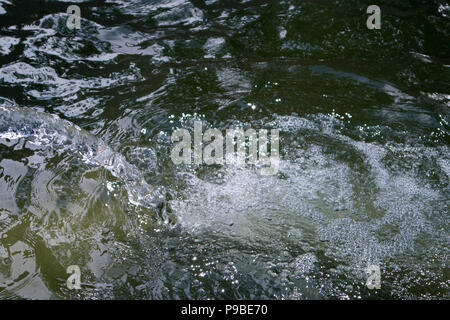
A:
[[0, 0, 449, 299]]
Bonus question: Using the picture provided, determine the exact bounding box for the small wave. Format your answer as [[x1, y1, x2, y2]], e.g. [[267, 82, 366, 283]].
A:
[[0, 106, 164, 210]]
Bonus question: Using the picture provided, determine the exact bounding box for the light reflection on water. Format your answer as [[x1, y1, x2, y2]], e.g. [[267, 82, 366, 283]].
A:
[[0, 0, 449, 299]]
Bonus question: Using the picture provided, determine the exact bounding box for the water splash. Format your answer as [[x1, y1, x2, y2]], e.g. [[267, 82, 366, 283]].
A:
[[0, 106, 164, 210]]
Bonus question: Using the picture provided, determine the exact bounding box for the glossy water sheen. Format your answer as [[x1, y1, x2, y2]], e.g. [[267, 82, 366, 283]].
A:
[[0, 0, 449, 299]]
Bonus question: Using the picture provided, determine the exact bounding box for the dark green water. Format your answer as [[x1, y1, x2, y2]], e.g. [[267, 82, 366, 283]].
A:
[[0, 0, 449, 299]]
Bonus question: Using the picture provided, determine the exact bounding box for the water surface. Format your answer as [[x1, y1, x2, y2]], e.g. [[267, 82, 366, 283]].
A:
[[0, 0, 449, 299]]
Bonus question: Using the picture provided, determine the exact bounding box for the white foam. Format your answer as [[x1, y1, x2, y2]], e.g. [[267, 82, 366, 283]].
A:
[[170, 112, 448, 283], [0, 0, 11, 15], [0, 62, 143, 100], [0, 37, 19, 55]]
